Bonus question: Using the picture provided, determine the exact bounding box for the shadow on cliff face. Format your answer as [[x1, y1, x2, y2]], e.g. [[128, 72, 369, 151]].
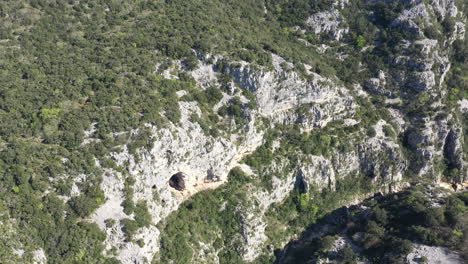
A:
[[273, 204, 362, 264], [273, 191, 392, 264], [443, 129, 464, 183], [295, 169, 308, 194]]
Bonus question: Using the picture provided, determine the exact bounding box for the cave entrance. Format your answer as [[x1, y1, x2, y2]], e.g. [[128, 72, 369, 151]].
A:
[[169, 172, 186, 191]]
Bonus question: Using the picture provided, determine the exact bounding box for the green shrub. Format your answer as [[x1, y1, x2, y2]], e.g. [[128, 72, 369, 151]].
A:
[[383, 125, 396, 138], [121, 219, 139, 241], [134, 201, 152, 228], [355, 35, 366, 49], [68, 193, 103, 218], [367, 127, 377, 137]]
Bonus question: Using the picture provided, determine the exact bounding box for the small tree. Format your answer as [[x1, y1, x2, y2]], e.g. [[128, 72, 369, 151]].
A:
[[355, 35, 366, 49]]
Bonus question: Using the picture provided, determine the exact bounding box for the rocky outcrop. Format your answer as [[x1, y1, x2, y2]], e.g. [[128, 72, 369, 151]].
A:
[[297, 157, 337, 192], [32, 249, 47, 264], [225, 55, 356, 129], [407, 71, 436, 92], [365, 71, 388, 95], [305, 10, 349, 40], [392, 2, 429, 35], [444, 128, 466, 182], [407, 244, 464, 264], [430, 0, 459, 20]]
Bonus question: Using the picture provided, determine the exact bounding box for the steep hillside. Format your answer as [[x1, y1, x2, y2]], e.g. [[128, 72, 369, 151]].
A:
[[0, 0, 466, 263], [277, 184, 468, 263]]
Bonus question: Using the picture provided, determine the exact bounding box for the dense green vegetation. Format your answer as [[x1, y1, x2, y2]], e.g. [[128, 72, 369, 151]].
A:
[[158, 168, 252, 264], [265, 0, 333, 27]]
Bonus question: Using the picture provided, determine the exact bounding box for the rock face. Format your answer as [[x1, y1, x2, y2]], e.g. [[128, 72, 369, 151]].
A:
[[225, 56, 356, 129], [406, 71, 436, 92], [406, 244, 464, 264], [392, 2, 430, 35]]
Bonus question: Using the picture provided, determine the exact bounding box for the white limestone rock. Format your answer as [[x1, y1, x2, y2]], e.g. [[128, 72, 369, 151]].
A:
[[224, 56, 356, 128], [32, 249, 47, 264], [392, 3, 429, 35], [406, 71, 436, 92], [305, 10, 348, 40], [430, 0, 458, 20], [365, 71, 388, 95], [406, 244, 464, 264]]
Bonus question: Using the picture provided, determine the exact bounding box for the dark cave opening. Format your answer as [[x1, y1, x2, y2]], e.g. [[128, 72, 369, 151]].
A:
[[169, 172, 186, 191]]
